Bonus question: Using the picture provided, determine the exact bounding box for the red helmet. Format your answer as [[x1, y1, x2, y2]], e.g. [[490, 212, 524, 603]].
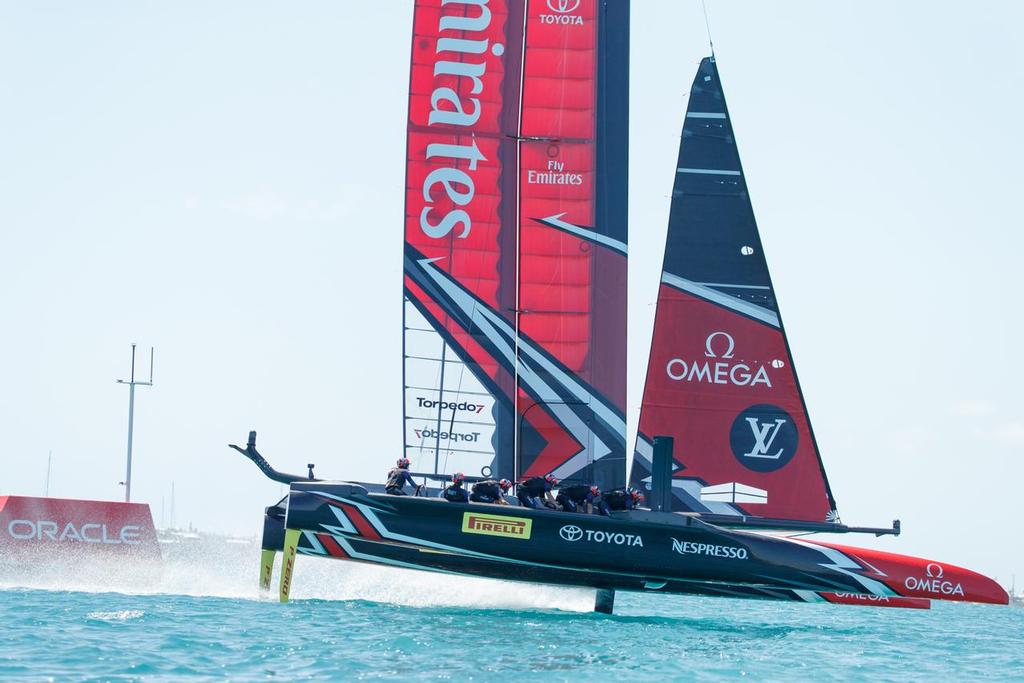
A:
[[627, 487, 643, 503], [452, 472, 465, 484], [544, 474, 559, 486], [589, 485, 600, 497], [498, 478, 512, 492], [397, 458, 410, 469]]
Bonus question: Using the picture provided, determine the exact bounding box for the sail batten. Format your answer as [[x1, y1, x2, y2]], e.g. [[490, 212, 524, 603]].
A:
[[631, 57, 836, 523]]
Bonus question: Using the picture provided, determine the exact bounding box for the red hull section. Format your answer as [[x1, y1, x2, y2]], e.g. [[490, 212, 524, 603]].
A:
[[0, 495, 160, 562], [814, 541, 1009, 605]]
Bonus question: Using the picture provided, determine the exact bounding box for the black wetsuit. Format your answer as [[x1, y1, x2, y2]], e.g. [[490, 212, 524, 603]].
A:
[[556, 485, 595, 513], [385, 467, 417, 495], [517, 477, 553, 509], [442, 483, 469, 503], [602, 488, 637, 512], [470, 479, 504, 503]]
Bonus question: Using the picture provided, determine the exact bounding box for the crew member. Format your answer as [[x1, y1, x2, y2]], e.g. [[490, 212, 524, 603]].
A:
[[603, 487, 643, 512], [385, 457, 420, 496], [517, 474, 559, 509], [470, 478, 512, 505], [556, 484, 600, 514], [441, 472, 470, 503]]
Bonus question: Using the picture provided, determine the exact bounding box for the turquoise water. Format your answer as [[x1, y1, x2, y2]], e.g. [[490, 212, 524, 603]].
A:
[[2, 552, 1022, 681]]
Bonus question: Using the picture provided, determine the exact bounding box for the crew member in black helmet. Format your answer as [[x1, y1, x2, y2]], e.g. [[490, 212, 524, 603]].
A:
[[441, 472, 470, 503], [556, 484, 600, 514], [385, 458, 420, 495], [602, 487, 643, 512], [470, 478, 512, 505], [517, 474, 559, 509]]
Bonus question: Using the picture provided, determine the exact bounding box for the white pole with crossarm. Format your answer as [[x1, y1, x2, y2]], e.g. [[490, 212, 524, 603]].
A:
[[116, 344, 154, 503]]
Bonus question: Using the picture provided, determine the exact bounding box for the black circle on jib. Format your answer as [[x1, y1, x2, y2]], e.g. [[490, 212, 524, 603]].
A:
[[728, 404, 799, 473]]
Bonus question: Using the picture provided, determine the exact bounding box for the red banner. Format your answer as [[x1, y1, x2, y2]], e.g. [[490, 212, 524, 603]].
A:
[[0, 495, 160, 561]]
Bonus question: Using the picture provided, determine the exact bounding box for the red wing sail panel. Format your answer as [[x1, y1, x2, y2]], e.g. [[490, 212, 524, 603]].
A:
[[630, 57, 836, 523], [515, 0, 629, 489], [403, 0, 523, 477], [403, 0, 628, 486]]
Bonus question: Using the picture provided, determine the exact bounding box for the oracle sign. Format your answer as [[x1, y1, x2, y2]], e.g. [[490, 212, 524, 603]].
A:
[[5, 519, 143, 545], [0, 495, 160, 559]]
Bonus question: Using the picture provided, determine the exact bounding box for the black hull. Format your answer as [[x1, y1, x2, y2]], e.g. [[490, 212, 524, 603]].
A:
[[263, 482, 917, 606]]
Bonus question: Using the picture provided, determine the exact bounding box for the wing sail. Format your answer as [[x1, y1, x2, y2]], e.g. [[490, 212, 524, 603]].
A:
[[515, 0, 629, 489], [403, 0, 629, 486], [403, 0, 524, 477]]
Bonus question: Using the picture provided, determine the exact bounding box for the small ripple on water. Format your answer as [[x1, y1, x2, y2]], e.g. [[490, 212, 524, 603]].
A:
[[85, 610, 145, 622]]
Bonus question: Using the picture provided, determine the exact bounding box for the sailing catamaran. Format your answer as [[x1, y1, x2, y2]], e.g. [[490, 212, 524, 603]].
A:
[[233, 0, 1008, 613]]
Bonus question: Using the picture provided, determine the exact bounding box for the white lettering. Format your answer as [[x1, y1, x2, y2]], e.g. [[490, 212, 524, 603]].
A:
[[539, 14, 584, 25], [81, 523, 103, 543], [8, 520, 34, 540], [426, 139, 487, 172], [903, 576, 965, 597], [6, 519, 143, 546], [420, 0, 494, 240], [666, 332, 774, 388], [120, 525, 142, 545], [670, 538, 749, 560], [38, 520, 58, 541]]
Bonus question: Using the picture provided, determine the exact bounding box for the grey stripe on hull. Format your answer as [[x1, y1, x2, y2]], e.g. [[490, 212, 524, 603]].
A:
[[661, 272, 780, 328], [686, 112, 726, 119]]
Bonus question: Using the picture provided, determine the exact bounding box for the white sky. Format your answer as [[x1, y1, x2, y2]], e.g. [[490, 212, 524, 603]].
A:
[[1, 1, 1021, 585]]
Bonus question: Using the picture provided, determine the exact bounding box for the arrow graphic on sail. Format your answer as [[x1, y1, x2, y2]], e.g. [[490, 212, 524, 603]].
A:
[[532, 213, 628, 257]]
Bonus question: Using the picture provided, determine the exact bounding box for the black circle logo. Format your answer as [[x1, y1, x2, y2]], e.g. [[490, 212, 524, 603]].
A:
[[729, 404, 799, 473]]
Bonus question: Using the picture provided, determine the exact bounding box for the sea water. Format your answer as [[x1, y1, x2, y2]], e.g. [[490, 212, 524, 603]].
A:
[[2, 544, 1022, 681]]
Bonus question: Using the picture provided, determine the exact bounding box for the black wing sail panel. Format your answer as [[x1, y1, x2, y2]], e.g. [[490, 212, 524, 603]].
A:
[[630, 58, 837, 523]]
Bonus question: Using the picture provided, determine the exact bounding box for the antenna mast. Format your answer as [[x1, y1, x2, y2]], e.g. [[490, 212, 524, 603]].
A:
[[700, 0, 715, 57], [116, 344, 154, 503], [45, 450, 52, 497]]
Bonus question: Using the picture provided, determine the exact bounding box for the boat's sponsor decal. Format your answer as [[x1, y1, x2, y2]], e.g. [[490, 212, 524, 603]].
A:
[[729, 404, 799, 473], [540, 0, 583, 25], [829, 593, 893, 603], [558, 524, 643, 547], [416, 0, 500, 240], [5, 519, 142, 545], [413, 426, 482, 444], [671, 538, 749, 560], [665, 331, 777, 389], [415, 396, 486, 414], [461, 512, 532, 540], [527, 159, 583, 186], [903, 563, 965, 597]]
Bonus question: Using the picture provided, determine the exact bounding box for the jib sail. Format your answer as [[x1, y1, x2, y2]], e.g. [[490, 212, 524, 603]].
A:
[[403, 0, 629, 487], [629, 57, 837, 523]]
